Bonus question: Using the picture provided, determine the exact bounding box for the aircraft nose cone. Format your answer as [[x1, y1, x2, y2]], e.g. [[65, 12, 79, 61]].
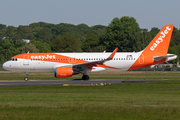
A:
[[2, 62, 8, 70]]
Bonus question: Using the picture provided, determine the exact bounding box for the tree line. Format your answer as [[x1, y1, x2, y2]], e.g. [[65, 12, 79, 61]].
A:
[[0, 16, 180, 66]]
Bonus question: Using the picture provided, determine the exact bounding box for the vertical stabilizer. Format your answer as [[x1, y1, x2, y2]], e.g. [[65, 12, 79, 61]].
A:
[[143, 25, 174, 56], [128, 25, 174, 70]]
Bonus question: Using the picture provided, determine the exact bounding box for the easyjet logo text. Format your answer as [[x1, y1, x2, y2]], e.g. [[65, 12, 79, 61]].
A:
[[31, 55, 56, 59], [150, 26, 171, 51]]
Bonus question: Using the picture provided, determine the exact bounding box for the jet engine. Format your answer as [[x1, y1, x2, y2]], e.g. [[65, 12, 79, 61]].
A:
[[55, 67, 73, 78]]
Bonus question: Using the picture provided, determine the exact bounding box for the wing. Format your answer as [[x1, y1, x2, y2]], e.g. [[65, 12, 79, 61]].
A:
[[73, 48, 118, 67], [58, 48, 118, 68]]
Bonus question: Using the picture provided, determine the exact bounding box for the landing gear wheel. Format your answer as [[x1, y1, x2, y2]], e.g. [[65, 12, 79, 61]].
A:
[[24, 77, 28, 81], [82, 75, 89, 80], [24, 72, 29, 81]]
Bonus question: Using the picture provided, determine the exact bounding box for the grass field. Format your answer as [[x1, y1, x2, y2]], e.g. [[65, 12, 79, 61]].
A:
[[0, 71, 180, 120]]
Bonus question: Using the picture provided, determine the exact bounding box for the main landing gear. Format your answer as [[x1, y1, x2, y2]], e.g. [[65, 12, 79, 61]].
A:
[[81, 67, 89, 80], [82, 75, 89, 80], [24, 72, 28, 81]]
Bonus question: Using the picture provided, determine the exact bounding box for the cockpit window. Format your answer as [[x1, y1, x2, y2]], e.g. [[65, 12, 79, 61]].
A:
[[9, 58, 18, 61]]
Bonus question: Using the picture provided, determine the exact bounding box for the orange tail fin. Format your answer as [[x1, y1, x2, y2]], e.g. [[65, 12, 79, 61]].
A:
[[128, 25, 174, 71], [143, 25, 174, 55]]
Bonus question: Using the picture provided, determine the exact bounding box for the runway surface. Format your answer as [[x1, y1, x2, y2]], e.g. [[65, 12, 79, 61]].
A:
[[0, 80, 158, 87]]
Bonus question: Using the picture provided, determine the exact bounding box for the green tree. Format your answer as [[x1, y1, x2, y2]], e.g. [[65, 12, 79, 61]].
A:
[[77, 24, 89, 32], [150, 27, 160, 37], [31, 40, 52, 52], [82, 33, 105, 52], [102, 16, 140, 52], [6, 26, 16, 39], [51, 34, 81, 52], [0, 39, 18, 63], [170, 32, 180, 47], [0, 28, 6, 37], [168, 45, 180, 63], [0, 24, 6, 30], [0, 39, 16, 54], [39, 27, 53, 42], [16, 25, 33, 39], [130, 28, 153, 52], [20, 43, 39, 53], [91, 25, 107, 36]]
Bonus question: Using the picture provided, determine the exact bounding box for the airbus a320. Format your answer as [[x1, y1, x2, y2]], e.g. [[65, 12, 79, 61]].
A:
[[3, 25, 177, 81]]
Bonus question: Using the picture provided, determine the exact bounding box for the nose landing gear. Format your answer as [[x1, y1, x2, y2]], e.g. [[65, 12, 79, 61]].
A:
[[24, 72, 28, 81]]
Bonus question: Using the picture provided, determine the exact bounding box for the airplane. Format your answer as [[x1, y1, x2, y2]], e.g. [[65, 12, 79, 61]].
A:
[[2, 25, 177, 81]]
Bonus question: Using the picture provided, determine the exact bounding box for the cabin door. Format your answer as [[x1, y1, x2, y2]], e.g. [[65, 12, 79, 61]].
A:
[[23, 55, 29, 65]]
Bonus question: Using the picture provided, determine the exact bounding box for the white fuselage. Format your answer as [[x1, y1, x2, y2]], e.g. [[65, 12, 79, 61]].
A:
[[2, 52, 141, 73]]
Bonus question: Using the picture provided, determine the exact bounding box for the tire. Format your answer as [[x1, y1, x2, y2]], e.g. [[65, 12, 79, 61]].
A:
[[24, 77, 28, 81], [82, 75, 89, 80], [82, 75, 86, 80]]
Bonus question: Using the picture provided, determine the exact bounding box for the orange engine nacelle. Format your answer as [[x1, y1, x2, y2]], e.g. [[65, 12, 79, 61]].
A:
[[55, 67, 73, 78]]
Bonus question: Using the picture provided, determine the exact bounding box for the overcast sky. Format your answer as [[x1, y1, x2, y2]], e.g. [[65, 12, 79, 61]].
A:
[[0, 0, 179, 30]]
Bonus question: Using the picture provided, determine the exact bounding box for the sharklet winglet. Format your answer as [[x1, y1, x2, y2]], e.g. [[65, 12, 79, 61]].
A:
[[106, 48, 118, 60]]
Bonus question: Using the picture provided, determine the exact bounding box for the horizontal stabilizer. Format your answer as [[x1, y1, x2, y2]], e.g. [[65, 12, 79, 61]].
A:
[[153, 54, 177, 62]]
